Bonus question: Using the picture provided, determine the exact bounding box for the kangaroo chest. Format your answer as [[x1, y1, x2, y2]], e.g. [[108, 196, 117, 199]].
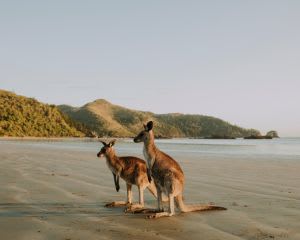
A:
[[143, 146, 151, 162], [106, 159, 121, 175], [144, 146, 157, 170], [143, 147, 166, 189]]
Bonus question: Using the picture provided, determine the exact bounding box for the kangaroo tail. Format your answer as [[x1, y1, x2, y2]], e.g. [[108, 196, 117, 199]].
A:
[[175, 194, 227, 213], [146, 181, 168, 202]]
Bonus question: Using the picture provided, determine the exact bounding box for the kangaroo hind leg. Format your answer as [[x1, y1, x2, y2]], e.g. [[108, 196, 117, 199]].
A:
[[146, 194, 175, 219], [105, 183, 133, 208], [125, 185, 144, 213]]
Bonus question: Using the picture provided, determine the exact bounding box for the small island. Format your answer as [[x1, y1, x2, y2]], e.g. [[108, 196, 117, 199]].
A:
[[266, 130, 279, 138], [244, 131, 279, 140]]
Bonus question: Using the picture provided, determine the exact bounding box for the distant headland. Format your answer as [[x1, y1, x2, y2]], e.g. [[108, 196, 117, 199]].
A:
[[0, 89, 277, 139]]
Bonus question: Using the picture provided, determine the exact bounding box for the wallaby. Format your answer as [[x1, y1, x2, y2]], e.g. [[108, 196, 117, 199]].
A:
[[97, 139, 163, 212], [134, 121, 227, 218]]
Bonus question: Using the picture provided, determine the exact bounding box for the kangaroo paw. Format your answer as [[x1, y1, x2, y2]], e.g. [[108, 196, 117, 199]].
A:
[[124, 204, 144, 213], [146, 211, 173, 219]]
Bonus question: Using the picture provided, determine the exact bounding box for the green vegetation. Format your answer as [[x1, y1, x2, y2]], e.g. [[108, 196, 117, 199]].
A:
[[154, 114, 260, 138], [0, 89, 262, 138], [59, 99, 153, 137], [244, 130, 279, 139], [0, 90, 83, 137], [266, 130, 279, 138], [59, 99, 261, 138]]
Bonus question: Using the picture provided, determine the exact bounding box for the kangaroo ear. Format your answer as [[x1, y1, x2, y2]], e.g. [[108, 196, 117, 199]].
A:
[[108, 139, 116, 147], [100, 141, 107, 146], [146, 121, 153, 131]]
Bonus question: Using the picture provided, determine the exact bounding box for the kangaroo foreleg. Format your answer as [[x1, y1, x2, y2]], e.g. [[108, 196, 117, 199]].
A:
[[113, 173, 120, 192]]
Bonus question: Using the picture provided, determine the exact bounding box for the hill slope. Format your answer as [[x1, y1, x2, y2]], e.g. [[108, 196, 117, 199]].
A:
[[59, 99, 260, 138], [0, 90, 83, 137]]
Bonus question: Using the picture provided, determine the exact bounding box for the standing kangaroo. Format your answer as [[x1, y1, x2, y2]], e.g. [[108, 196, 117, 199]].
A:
[[97, 139, 161, 212], [134, 121, 227, 218]]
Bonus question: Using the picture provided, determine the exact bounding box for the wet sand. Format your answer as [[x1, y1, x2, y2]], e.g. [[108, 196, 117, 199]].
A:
[[0, 140, 299, 240]]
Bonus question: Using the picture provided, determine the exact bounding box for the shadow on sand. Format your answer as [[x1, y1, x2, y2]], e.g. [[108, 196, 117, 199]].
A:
[[0, 202, 125, 217]]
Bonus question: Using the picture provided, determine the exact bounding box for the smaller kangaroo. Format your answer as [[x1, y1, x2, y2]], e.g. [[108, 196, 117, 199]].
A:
[[134, 121, 227, 218], [97, 139, 161, 212]]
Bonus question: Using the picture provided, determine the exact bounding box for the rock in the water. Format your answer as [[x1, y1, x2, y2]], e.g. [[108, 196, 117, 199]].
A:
[[266, 130, 279, 138]]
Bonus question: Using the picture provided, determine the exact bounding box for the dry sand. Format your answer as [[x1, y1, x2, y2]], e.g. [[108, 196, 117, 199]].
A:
[[0, 140, 299, 240]]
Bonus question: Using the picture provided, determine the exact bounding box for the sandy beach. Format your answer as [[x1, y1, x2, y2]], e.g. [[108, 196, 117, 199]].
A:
[[0, 140, 299, 240]]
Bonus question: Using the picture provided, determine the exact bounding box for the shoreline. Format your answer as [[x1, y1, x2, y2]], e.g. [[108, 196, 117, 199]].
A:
[[0, 141, 299, 239], [1, 136, 298, 140], [0, 136, 131, 141]]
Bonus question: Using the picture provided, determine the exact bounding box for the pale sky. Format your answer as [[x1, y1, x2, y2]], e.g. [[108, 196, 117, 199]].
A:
[[1, 1, 300, 136]]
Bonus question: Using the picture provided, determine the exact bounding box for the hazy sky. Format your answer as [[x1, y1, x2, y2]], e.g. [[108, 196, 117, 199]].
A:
[[1, 1, 300, 136]]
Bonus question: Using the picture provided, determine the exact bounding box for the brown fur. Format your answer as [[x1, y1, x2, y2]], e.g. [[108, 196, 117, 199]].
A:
[[97, 140, 159, 210], [134, 121, 227, 218]]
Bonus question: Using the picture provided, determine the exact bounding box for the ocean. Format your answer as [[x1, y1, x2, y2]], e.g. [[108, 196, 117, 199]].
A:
[[1, 137, 300, 161]]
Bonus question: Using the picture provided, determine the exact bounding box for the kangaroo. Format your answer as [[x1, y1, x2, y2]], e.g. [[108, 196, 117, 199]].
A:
[[97, 139, 162, 212], [133, 121, 227, 218]]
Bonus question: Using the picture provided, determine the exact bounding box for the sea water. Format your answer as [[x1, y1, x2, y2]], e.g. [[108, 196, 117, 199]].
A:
[[1, 137, 300, 161]]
